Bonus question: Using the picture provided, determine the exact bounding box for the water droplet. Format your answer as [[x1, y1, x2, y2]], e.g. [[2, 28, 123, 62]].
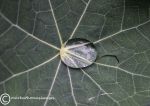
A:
[[60, 38, 97, 68]]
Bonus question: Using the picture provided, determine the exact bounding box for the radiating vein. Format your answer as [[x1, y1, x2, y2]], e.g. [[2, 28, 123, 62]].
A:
[[16, 0, 21, 24], [66, 42, 90, 49], [0, 54, 59, 85], [68, 57, 119, 105], [94, 19, 150, 44], [67, 51, 92, 64], [69, 0, 92, 39], [120, 0, 125, 30], [0, 12, 60, 50], [66, 55, 78, 68], [48, 0, 63, 45], [67, 67, 78, 106], [66, 50, 150, 79], [43, 60, 61, 106], [0, 59, 14, 75], [0, 25, 12, 37], [94, 62, 150, 79], [81, 69, 120, 106]]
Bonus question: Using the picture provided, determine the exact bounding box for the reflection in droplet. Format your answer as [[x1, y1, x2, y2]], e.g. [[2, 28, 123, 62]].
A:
[[60, 38, 97, 68]]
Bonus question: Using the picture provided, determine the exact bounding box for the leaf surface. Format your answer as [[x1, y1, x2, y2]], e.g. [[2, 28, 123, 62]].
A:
[[0, 0, 150, 106]]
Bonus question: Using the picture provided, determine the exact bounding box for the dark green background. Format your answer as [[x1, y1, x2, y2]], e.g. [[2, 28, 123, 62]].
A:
[[0, 0, 150, 106]]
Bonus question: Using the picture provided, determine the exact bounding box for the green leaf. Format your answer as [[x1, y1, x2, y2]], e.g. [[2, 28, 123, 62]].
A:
[[0, 0, 150, 106]]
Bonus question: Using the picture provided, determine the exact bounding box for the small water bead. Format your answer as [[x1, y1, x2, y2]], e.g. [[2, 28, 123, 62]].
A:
[[60, 38, 97, 68]]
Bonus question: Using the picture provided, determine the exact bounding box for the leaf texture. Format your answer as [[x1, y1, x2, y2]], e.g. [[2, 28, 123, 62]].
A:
[[0, 0, 150, 106]]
